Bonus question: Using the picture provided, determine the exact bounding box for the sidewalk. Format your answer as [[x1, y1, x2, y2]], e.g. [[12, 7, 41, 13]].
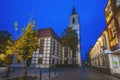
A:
[[0, 72, 59, 80], [0, 67, 59, 80], [112, 74, 120, 78], [90, 67, 120, 79], [0, 78, 5, 80], [93, 68, 120, 80]]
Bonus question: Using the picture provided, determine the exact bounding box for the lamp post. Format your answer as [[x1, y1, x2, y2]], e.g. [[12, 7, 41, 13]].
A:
[[39, 65, 42, 80], [49, 51, 51, 78], [39, 41, 42, 80]]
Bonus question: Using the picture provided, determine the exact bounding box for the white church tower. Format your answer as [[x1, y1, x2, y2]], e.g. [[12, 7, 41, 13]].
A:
[[68, 6, 81, 67]]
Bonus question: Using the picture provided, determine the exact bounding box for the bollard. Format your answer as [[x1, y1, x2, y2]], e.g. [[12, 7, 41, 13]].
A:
[[49, 67, 51, 78], [39, 68, 42, 80], [24, 70, 27, 80]]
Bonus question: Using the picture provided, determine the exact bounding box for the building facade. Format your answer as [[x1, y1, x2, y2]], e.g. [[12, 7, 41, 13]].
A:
[[90, 30, 112, 74], [11, 28, 62, 68], [105, 0, 120, 74], [90, 0, 120, 74], [30, 28, 62, 68], [68, 6, 81, 66]]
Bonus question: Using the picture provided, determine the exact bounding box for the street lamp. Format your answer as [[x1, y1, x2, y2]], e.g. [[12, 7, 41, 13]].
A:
[[39, 42, 42, 80]]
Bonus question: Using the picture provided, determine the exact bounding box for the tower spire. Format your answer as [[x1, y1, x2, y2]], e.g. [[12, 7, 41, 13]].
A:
[[71, 0, 77, 15]]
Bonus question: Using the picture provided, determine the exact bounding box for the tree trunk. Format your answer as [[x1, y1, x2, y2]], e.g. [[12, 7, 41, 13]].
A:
[[7, 66, 10, 77], [20, 60, 25, 80]]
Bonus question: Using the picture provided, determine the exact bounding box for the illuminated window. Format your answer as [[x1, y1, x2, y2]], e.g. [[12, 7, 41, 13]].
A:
[[108, 20, 118, 46], [111, 26, 117, 37], [105, 1, 113, 23]]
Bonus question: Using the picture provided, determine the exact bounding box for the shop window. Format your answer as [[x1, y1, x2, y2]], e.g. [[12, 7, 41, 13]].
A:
[[112, 57, 119, 68]]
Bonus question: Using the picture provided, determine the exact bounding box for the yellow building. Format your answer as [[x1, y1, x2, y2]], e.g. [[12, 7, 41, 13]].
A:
[[90, 0, 120, 74], [90, 30, 112, 74]]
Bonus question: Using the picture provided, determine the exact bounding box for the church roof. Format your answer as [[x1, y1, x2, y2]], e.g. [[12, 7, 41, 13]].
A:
[[71, 6, 77, 15], [38, 28, 61, 42]]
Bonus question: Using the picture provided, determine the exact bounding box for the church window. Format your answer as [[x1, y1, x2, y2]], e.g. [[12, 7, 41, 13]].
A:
[[72, 18, 75, 24]]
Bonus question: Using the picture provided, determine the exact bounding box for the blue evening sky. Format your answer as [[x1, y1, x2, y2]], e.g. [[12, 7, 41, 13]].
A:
[[0, 0, 108, 60]]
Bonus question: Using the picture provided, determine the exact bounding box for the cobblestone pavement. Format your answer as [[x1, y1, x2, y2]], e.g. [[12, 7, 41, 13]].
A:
[[53, 66, 120, 80]]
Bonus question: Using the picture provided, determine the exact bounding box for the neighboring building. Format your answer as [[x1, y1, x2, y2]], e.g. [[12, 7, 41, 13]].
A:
[[31, 28, 62, 68], [105, 0, 120, 74], [68, 6, 81, 66], [90, 30, 111, 74], [90, 0, 120, 75]]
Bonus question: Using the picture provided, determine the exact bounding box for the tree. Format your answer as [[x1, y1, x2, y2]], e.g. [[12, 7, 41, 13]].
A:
[[85, 46, 93, 66], [13, 21, 39, 80], [0, 31, 13, 67], [61, 27, 78, 65]]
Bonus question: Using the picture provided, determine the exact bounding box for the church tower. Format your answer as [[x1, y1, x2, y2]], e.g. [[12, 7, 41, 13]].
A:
[[69, 6, 81, 67]]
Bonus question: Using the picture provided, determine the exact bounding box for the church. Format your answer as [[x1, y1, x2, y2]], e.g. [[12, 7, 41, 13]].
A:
[[10, 6, 81, 68], [68, 6, 81, 66]]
